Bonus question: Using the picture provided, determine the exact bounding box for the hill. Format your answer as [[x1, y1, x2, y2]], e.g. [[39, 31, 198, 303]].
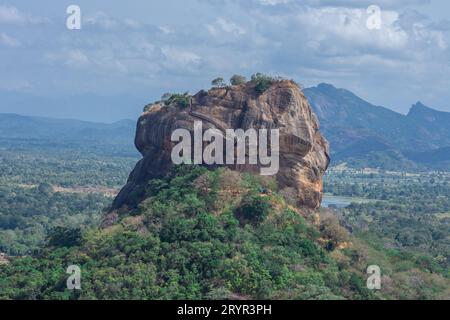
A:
[[0, 113, 137, 156], [303, 84, 450, 170], [113, 79, 329, 211], [0, 113, 135, 142], [1, 166, 448, 299], [0, 91, 146, 123], [1, 79, 448, 300]]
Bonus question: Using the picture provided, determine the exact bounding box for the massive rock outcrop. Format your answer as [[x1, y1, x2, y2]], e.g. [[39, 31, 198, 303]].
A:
[[112, 80, 329, 212]]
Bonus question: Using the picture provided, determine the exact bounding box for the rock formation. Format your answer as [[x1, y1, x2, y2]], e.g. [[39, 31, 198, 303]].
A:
[[112, 80, 329, 212]]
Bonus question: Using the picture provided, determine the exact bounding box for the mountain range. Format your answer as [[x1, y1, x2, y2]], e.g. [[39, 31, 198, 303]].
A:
[[0, 91, 146, 123], [0, 113, 137, 156], [1, 83, 449, 170], [304, 84, 450, 170], [0, 113, 135, 142]]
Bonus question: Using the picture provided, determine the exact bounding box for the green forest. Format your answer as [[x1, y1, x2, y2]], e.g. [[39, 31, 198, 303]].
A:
[[1, 160, 449, 300], [0, 148, 137, 256]]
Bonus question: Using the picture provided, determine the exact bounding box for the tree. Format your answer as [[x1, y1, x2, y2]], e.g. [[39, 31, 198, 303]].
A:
[[161, 93, 172, 103], [211, 77, 226, 88], [250, 73, 274, 94], [47, 227, 82, 247], [230, 74, 246, 86], [319, 212, 349, 250], [165, 92, 190, 108], [234, 194, 271, 226], [37, 183, 54, 196]]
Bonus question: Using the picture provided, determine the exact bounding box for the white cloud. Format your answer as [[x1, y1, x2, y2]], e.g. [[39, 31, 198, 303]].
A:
[[243, 0, 428, 9], [1, 0, 448, 111], [85, 12, 143, 31], [0, 5, 27, 25], [0, 5, 47, 26], [294, 7, 410, 53], [207, 18, 247, 37], [85, 12, 119, 30], [0, 32, 21, 47], [257, 0, 289, 6], [217, 18, 246, 35], [46, 49, 90, 69], [162, 47, 201, 66]]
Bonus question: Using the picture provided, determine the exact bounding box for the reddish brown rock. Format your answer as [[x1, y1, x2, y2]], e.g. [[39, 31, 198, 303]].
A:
[[112, 80, 329, 211]]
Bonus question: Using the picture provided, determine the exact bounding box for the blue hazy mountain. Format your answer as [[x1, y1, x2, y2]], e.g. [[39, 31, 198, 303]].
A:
[[0, 113, 137, 156], [0, 91, 147, 123], [1, 84, 449, 169], [303, 84, 450, 169]]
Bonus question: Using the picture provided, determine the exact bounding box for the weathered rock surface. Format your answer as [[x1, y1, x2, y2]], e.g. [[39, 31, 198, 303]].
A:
[[112, 80, 329, 212]]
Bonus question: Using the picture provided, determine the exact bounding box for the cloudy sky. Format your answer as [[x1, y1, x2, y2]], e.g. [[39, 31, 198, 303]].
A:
[[1, 0, 449, 120]]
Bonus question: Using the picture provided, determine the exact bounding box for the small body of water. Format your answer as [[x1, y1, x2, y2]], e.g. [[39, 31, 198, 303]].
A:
[[321, 194, 355, 208]]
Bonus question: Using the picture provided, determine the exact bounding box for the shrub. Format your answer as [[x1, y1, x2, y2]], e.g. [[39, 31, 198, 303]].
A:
[[164, 92, 191, 108], [319, 212, 349, 250], [211, 77, 226, 88], [37, 183, 54, 196], [230, 74, 247, 86], [161, 92, 172, 102], [47, 227, 82, 247], [250, 73, 275, 94], [234, 194, 271, 225]]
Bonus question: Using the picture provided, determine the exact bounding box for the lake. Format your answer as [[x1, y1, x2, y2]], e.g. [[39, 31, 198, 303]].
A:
[[321, 194, 356, 208]]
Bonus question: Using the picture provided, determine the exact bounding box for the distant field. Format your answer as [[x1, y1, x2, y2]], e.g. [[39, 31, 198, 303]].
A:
[[0, 145, 138, 256]]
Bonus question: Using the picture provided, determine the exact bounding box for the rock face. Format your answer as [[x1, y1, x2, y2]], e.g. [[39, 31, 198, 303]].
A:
[[112, 80, 329, 211]]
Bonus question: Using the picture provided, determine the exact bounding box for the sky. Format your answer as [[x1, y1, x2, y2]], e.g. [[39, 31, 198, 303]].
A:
[[0, 0, 449, 121]]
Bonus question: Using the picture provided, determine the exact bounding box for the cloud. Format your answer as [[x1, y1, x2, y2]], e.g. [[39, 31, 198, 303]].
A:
[[45, 49, 90, 69], [195, 0, 449, 110], [84, 12, 142, 30], [294, 7, 409, 53], [216, 18, 247, 35], [206, 18, 247, 38], [1, 0, 449, 112], [162, 47, 201, 66], [200, 0, 447, 58], [0, 32, 21, 47], [0, 5, 48, 26], [240, 0, 429, 9]]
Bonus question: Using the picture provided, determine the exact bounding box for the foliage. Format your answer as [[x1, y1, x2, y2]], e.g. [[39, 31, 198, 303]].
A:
[[323, 168, 450, 295], [250, 73, 276, 94], [164, 92, 191, 108], [234, 194, 271, 226], [1, 144, 449, 300], [211, 77, 226, 88], [0, 148, 137, 255], [230, 75, 247, 86], [47, 227, 83, 248], [319, 212, 349, 250], [0, 166, 382, 300]]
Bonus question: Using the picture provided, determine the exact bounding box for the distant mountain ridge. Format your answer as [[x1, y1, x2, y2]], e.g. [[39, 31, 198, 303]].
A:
[[0, 113, 137, 156], [303, 84, 450, 170], [0, 91, 147, 123], [1, 83, 449, 170], [0, 113, 135, 143]]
